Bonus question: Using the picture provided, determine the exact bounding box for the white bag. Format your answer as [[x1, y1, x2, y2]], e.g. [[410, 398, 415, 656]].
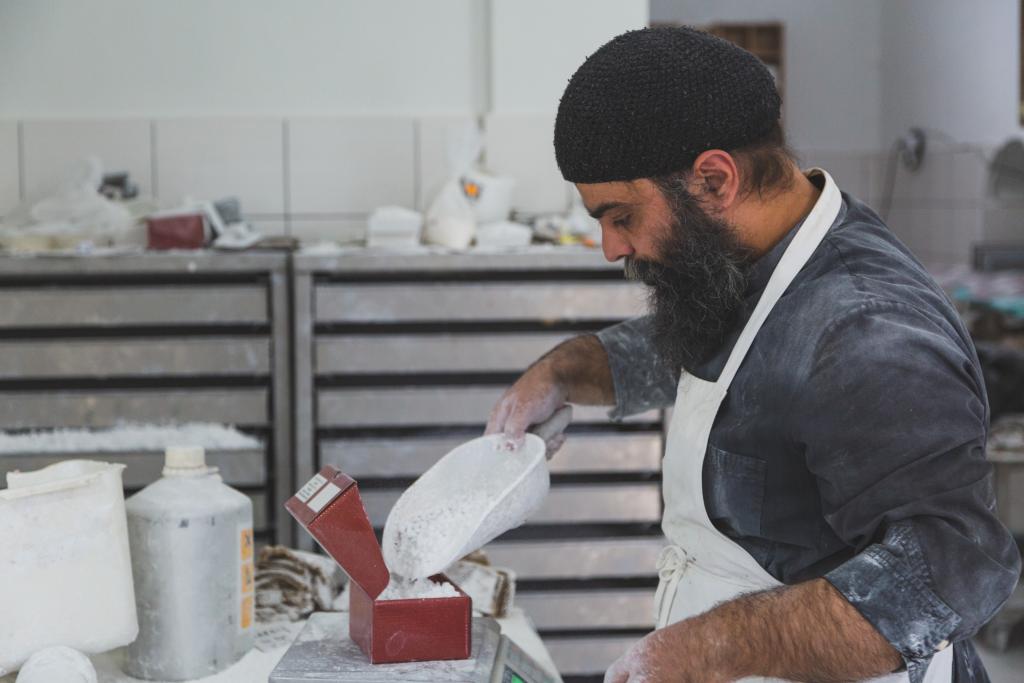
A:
[[0, 461, 138, 675], [423, 122, 482, 249]]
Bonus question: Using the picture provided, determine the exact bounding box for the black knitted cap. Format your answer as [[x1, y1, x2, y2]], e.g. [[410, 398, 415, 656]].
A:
[[554, 26, 781, 184]]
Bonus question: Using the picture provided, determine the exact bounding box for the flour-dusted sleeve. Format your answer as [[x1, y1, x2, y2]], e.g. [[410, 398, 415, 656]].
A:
[[594, 315, 678, 419], [792, 301, 1020, 683]]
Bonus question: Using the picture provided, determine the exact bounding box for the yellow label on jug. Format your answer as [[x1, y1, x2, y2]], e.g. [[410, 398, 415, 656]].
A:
[[241, 562, 254, 593], [240, 528, 253, 561], [241, 594, 253, 629]]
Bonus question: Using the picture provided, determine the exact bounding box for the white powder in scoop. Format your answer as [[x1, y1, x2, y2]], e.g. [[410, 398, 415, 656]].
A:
[[377, 576, 459, 601]]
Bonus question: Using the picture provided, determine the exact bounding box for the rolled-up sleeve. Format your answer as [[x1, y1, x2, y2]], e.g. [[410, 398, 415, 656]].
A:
[[793, 301, 1021, 682], [594, 315, 679, 420]]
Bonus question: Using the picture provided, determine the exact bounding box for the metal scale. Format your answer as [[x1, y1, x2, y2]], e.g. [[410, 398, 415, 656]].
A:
[[269, 613, 559, 683]]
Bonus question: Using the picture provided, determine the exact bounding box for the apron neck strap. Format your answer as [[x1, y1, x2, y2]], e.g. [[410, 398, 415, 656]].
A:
[[716, 169, 843, 388]]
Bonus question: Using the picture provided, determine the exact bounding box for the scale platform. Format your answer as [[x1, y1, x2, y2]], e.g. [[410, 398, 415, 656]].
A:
[[269, 613, 558, 683]]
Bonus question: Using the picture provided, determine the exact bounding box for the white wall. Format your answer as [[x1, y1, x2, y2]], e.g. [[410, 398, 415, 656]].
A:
[[880, 0, 1021, 148], [649, 0, 885, 153], [0, 0, 487, 116], [489, 0, 649, 113]]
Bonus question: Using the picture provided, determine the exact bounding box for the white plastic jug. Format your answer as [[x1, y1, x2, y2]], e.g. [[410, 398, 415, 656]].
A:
[[0, 460, 138, 676], [124, 446, 255, 681]]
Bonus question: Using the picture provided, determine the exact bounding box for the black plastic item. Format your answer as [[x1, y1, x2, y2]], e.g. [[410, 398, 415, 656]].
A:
[[99, 172, 138, 200], [214, 197, 243, 225], [976, 342, 1024, 419]]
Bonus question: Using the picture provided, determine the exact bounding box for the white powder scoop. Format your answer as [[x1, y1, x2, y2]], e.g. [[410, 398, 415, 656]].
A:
[[382, 432, 549, 580]]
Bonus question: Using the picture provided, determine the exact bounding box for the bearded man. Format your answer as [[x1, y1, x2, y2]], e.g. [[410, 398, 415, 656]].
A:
[[486, 27, 1019, 683]]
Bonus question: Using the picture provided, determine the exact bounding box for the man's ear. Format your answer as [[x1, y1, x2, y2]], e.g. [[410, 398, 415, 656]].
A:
[[691, 150, 741, 211]]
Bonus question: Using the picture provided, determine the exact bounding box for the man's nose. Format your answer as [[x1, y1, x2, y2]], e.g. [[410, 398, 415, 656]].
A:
[[601, 226, 635, 262]]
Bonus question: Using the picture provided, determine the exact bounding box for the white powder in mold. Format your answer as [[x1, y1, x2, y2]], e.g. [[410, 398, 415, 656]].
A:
[[377, 576, 459, 601]]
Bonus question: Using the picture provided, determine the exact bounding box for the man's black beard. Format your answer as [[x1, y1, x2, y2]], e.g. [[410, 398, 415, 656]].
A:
[[624, 182, 754, 375]]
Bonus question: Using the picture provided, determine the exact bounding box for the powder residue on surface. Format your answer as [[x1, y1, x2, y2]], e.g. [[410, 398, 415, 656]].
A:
[[0, 423, 260, 454], [377, 576, 459, 601]]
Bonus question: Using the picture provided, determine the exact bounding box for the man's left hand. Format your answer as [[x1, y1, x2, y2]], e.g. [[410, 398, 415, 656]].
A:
[[603, 621, 732, 683]]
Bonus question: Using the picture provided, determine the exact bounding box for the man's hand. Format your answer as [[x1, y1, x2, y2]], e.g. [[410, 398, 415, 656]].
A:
[[485, 358, 568, 453], [604, 621, 732, 683], [604, 579, 902, 683], [485, 334, 615, 453]]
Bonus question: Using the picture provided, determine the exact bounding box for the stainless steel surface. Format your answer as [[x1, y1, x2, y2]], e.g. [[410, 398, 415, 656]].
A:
[[269, 267, 295, 546], [293, 246, 620, 273], [0, 251, 287, 275], [0, 285, 268, 327], [318, 387, 657, 428], [483, 537, 665, 580], [321, 432, 663, 478], [314, 282, 645, 323], [543, 636, 636, 678], [0, 389, 269, 429], [291, 271, 317, 551], [270, 613, 503, 683], [316, 332, 572, 374], [515, 589, 656, 630], [0, 449, 266, 488], [359, 484, 662, 528], [0, 338, 270, 378]]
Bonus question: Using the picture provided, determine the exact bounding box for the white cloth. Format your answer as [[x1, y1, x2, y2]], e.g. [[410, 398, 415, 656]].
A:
[[655, 170, 952, 683]]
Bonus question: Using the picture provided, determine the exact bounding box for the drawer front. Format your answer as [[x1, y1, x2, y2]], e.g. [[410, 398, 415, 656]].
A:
[[314, 282, 645, 323], [320, 432, 662, 478], [316, 332, 571, 374], [317, 386, 657, 428], [483, 537, 664, 580], [0, 449, 266, 489], [0, 338, 270, 379], [0, 285, 268, 327], [515, 589, 656, 630], [544, 635, 637, 677], [0, 389, 269, 429], [357, 483, 662, 528]]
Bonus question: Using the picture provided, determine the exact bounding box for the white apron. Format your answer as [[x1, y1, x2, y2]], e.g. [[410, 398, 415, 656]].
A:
[[654, 170, 953, 683]]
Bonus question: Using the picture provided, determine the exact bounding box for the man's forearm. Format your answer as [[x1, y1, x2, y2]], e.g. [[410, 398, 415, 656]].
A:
[[534, 333, 615, 406], [690, 578, 902, 682]]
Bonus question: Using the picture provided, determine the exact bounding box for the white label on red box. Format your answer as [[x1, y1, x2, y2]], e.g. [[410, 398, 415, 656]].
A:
[[296, 473, 328, 503], [307, 482, 342, 513]]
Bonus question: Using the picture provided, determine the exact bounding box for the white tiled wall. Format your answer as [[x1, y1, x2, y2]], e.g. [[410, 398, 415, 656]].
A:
[[484, 113, 571, 216], [0, 115, 572, 242], [155, 118, 285, 215], [0, 122, 19, 215], [21, 119, 153, 204], [801, 144, 1014, 266]]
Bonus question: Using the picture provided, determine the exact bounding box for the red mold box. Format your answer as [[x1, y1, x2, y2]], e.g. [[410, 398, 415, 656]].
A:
[[285, 465, 472, 664]]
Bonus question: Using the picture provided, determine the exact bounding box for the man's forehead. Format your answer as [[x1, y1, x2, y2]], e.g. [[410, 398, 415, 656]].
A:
[[577, 179, 657, 217]]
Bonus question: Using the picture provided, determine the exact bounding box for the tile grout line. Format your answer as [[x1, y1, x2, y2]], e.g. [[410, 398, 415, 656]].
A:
[[150, 120, 159, 200], [16, 121, 25, 201], [282, 119, 291, 236], [412, 119, 422, 212]]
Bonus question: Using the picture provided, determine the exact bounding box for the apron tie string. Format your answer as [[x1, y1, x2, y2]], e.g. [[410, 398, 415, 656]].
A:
[[653, 545, 692, 629]]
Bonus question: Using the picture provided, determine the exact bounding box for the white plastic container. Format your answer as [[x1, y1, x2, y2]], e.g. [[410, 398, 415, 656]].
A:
[[0, 460, 138, 676], [124, 446, 254, 681]]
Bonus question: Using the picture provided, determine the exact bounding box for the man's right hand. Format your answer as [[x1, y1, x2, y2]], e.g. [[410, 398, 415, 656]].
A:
[[485, 359, 569, 454]]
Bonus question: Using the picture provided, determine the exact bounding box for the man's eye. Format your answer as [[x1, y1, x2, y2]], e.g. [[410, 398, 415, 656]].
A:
[[613, 216, 631, 229]]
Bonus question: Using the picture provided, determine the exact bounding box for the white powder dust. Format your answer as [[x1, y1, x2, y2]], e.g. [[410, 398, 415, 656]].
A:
[[377, 576, 459, 601], [0, 423, 260, 455]]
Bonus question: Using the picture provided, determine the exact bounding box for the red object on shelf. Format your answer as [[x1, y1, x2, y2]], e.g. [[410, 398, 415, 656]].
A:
[[285, 466, 472, 664], [146, 213, 207, 250]]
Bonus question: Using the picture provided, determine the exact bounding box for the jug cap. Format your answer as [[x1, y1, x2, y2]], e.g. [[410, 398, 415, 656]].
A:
[[163, 446, 214, 476]]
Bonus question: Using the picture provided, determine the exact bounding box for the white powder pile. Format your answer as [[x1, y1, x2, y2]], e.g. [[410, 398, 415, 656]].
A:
[[377, 576, 459, 601], [0, 423, 260, 455]]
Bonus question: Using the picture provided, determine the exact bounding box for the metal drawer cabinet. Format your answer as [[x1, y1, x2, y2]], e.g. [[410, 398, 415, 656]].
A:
[[293, 247, 665, 679], [0, 252, 293, 544]]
